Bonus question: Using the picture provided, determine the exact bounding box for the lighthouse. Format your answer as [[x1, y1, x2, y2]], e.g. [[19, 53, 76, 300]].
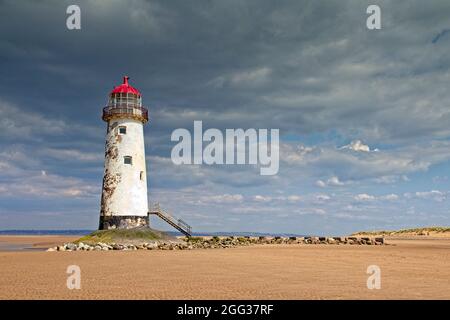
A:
[[99, 76, 149, 230]]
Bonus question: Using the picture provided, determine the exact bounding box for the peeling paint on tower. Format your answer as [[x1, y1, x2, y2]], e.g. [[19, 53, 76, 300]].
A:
[[100, 169, 121, 216]]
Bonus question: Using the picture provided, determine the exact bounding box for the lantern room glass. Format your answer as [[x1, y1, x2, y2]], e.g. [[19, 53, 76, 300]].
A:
[[108, 93, 142, 108]]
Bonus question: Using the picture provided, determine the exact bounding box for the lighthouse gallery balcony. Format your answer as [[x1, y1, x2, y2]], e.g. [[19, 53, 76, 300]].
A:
[[102, 104, 149, 123]]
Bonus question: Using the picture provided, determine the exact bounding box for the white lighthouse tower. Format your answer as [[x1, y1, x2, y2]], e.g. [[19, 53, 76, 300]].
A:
[[99, 76, 149, 229]]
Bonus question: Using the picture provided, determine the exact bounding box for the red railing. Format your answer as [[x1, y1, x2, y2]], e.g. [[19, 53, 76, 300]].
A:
[[102, 105, 149, 123]]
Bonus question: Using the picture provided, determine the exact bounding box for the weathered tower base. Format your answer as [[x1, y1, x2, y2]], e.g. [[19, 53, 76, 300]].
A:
[[99, 215, 149, 230]]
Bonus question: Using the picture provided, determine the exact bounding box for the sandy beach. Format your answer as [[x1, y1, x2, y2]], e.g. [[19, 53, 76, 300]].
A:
[[0, 235, 449, 299]]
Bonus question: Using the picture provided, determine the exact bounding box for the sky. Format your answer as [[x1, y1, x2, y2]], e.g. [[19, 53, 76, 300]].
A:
[[0, 0, 449, 235]]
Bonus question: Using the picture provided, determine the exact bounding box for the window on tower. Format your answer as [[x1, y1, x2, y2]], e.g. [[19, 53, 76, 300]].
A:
[[124, 156, 132, 165], [119, 126, 127, 134]]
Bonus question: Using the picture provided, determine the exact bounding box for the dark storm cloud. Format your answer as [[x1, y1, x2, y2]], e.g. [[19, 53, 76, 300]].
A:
[[2, 0, 450, 141]]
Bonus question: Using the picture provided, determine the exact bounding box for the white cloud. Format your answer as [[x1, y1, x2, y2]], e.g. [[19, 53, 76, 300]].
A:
[[0, 170, 98, 198], [381, 194, 399, 201], [341, 140, 373, 152], [316, 194, 331, 201], [287, 195, 301, 202], [411, 190, 447, 202], [0, 147, 98, 199], [354, 193, 376, 201], [373, 175, 409, 184], [254, 195, 271, 202], [202, 193, 244, 203], [301, 208, 327, 216], [327, 176, 345, 186], [316, 176, 346, 188], [354, 193, 399, 201], [315, 180, 326, 188]]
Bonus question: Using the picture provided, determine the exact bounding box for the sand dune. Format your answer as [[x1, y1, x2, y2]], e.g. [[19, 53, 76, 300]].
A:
[[0, 236, 449, 299], [352, 227, 450, 239]]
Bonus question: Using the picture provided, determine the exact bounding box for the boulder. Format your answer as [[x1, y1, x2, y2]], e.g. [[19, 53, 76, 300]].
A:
[[66, 243, 77, 251], [310, 237, 319, 244], [146, 242, 158, 250]]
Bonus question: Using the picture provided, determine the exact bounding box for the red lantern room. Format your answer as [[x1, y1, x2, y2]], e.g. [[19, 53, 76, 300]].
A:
[[102, 76, 149, 123]]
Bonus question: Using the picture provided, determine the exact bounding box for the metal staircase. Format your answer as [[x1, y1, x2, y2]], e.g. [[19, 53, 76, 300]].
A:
[[148, 203, 192, 237]]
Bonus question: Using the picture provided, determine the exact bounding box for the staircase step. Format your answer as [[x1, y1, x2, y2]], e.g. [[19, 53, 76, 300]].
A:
[[149, 208, 192, 237]]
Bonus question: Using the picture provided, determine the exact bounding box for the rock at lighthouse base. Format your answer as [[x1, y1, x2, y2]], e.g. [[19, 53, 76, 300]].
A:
[[75, 227, 174, 246]]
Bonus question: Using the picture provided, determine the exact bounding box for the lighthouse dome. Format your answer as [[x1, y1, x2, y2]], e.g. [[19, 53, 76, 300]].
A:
[[110, 76, 141, 96]]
